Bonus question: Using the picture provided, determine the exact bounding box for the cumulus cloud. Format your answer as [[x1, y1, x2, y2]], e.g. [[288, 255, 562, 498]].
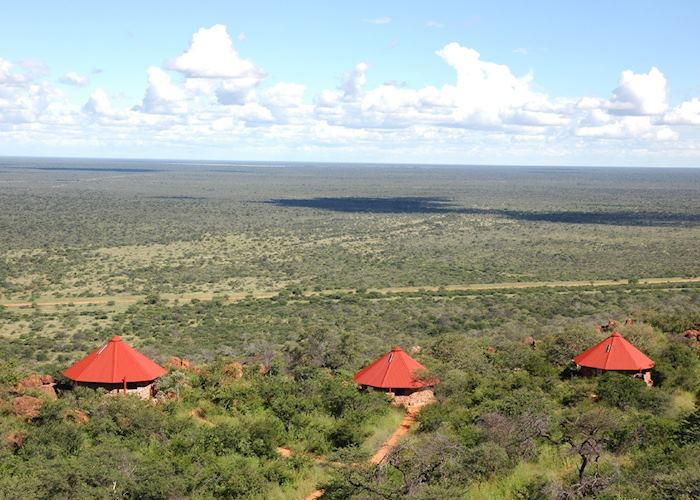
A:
[[0, 58, 29, 85], [82, 88, 112, 115], [139, 67, 186, 114], [664, 98, 700, 125], [314, 43, 567, 131], [265, 82, 305, 108], [608, 67, 668, 115], [59, 71, 89, 86], [171, 24, 262, 80], [573, 67, 677, 140], [341, 62, 368, 101], [576, 115, 677, 141], [2, 25, 700, 163], [435, 43, 563, 127]]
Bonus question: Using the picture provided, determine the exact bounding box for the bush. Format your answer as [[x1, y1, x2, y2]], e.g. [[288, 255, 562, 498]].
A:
[[596, 372, 670, 412]]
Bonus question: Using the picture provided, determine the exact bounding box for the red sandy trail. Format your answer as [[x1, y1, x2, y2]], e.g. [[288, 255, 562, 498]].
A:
[[369, 411, 417, 464], [302, 408, 421, 500]]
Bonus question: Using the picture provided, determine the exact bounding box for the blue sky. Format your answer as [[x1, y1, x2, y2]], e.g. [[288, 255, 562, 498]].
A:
[[1, 1, 699, 165]]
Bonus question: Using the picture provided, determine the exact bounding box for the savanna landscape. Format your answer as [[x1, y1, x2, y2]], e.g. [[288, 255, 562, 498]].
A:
[[1, 158, 699, 498]]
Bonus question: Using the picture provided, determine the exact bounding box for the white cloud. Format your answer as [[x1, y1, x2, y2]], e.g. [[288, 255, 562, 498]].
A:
[[82, 88, 112, 115], [312, 44, 569, 132], [576, 115, 677, 141], [608, 67, 668, 115], [2, 26, 700, 164], [216, 83, 255, 105], [265, 82, 305, 108], [59, 71, 89, 86], [341, 62, 368, 100], [139, 67, 186, 114], [573, 67, 678, 141], [365, 16, 391, 25], [0, 58, 28, 85], [664, 98, 700, 125], [434, 43, 560, 127], [0, 59, 71, 127], [171, 24, 262, 80], [513, 48, 528, 55]]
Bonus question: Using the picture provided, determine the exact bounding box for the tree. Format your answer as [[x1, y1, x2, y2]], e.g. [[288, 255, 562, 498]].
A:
[[331, 433, 465, 498], [676, 399, 700, 446], [542, 408, 620, 480]]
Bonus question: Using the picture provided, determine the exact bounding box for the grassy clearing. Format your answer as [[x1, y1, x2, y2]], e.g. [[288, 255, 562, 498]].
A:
[[360, 406, 406, 456], [466, 445, 576, 499], [2, 275, 699, 309], [667, 390, 696, 418], [264, 466, 330, 500]]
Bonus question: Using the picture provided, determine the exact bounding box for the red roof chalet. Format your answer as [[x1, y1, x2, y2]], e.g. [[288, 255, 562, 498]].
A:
[[354, 346, 436, 391], [573, 331, 654, 372], [64, 336, 166, 385]]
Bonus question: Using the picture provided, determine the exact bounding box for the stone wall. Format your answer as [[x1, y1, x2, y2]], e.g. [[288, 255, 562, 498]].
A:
[[391, 389, 436, 410]]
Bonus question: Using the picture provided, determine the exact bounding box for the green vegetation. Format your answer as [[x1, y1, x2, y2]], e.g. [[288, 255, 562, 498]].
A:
[[0, 364, 387, 498], [1, 161, 699, 300], [1, 159, 699, 498]]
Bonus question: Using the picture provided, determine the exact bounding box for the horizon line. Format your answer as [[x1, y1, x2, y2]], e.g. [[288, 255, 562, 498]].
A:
[[0, 154, 699, 170]]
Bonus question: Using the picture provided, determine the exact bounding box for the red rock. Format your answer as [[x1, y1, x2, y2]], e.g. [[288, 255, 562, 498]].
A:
[[64, 408, 89, 425], [4, 431, 25, 451], [16, 373, 43, 390], [258, 363, 270, 375], [12, 396, 43, 419], [410, 345, 422, 354], [223, 362, 244, 380], [682, 329, 700, 341], [189, 407, 205, 419], [37, 385, 58, 400], [40, 374, 54, 385], [166, 357, 195, 370]]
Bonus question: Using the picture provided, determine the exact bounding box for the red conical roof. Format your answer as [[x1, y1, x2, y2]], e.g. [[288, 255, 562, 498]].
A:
[[63, 336, 166, 383], [354, 346, 435, 389], [573, 331, 654, 371]]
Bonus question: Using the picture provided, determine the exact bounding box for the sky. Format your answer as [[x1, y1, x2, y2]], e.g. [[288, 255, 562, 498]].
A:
[[1, 1, 699, 166]]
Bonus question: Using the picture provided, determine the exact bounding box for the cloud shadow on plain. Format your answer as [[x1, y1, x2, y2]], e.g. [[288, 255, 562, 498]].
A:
[[266, 196, 700, 227]]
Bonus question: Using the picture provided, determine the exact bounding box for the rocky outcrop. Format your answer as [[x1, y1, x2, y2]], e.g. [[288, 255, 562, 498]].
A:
[[14, 373, 57, 400], [16, 373, 43, 390], [12, 395, 44, 419], [36, 385, 58, 400], [682, 329, 700, 342], [222, 362, 244, 380], [64, 408, 89, 425], [4, 431, 25, 451], [166, 357, 201, 374]]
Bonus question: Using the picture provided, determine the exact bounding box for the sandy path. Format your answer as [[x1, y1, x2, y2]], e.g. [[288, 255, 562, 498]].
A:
[[301, 407, 423, 500], [369, 411, 417, 464]]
